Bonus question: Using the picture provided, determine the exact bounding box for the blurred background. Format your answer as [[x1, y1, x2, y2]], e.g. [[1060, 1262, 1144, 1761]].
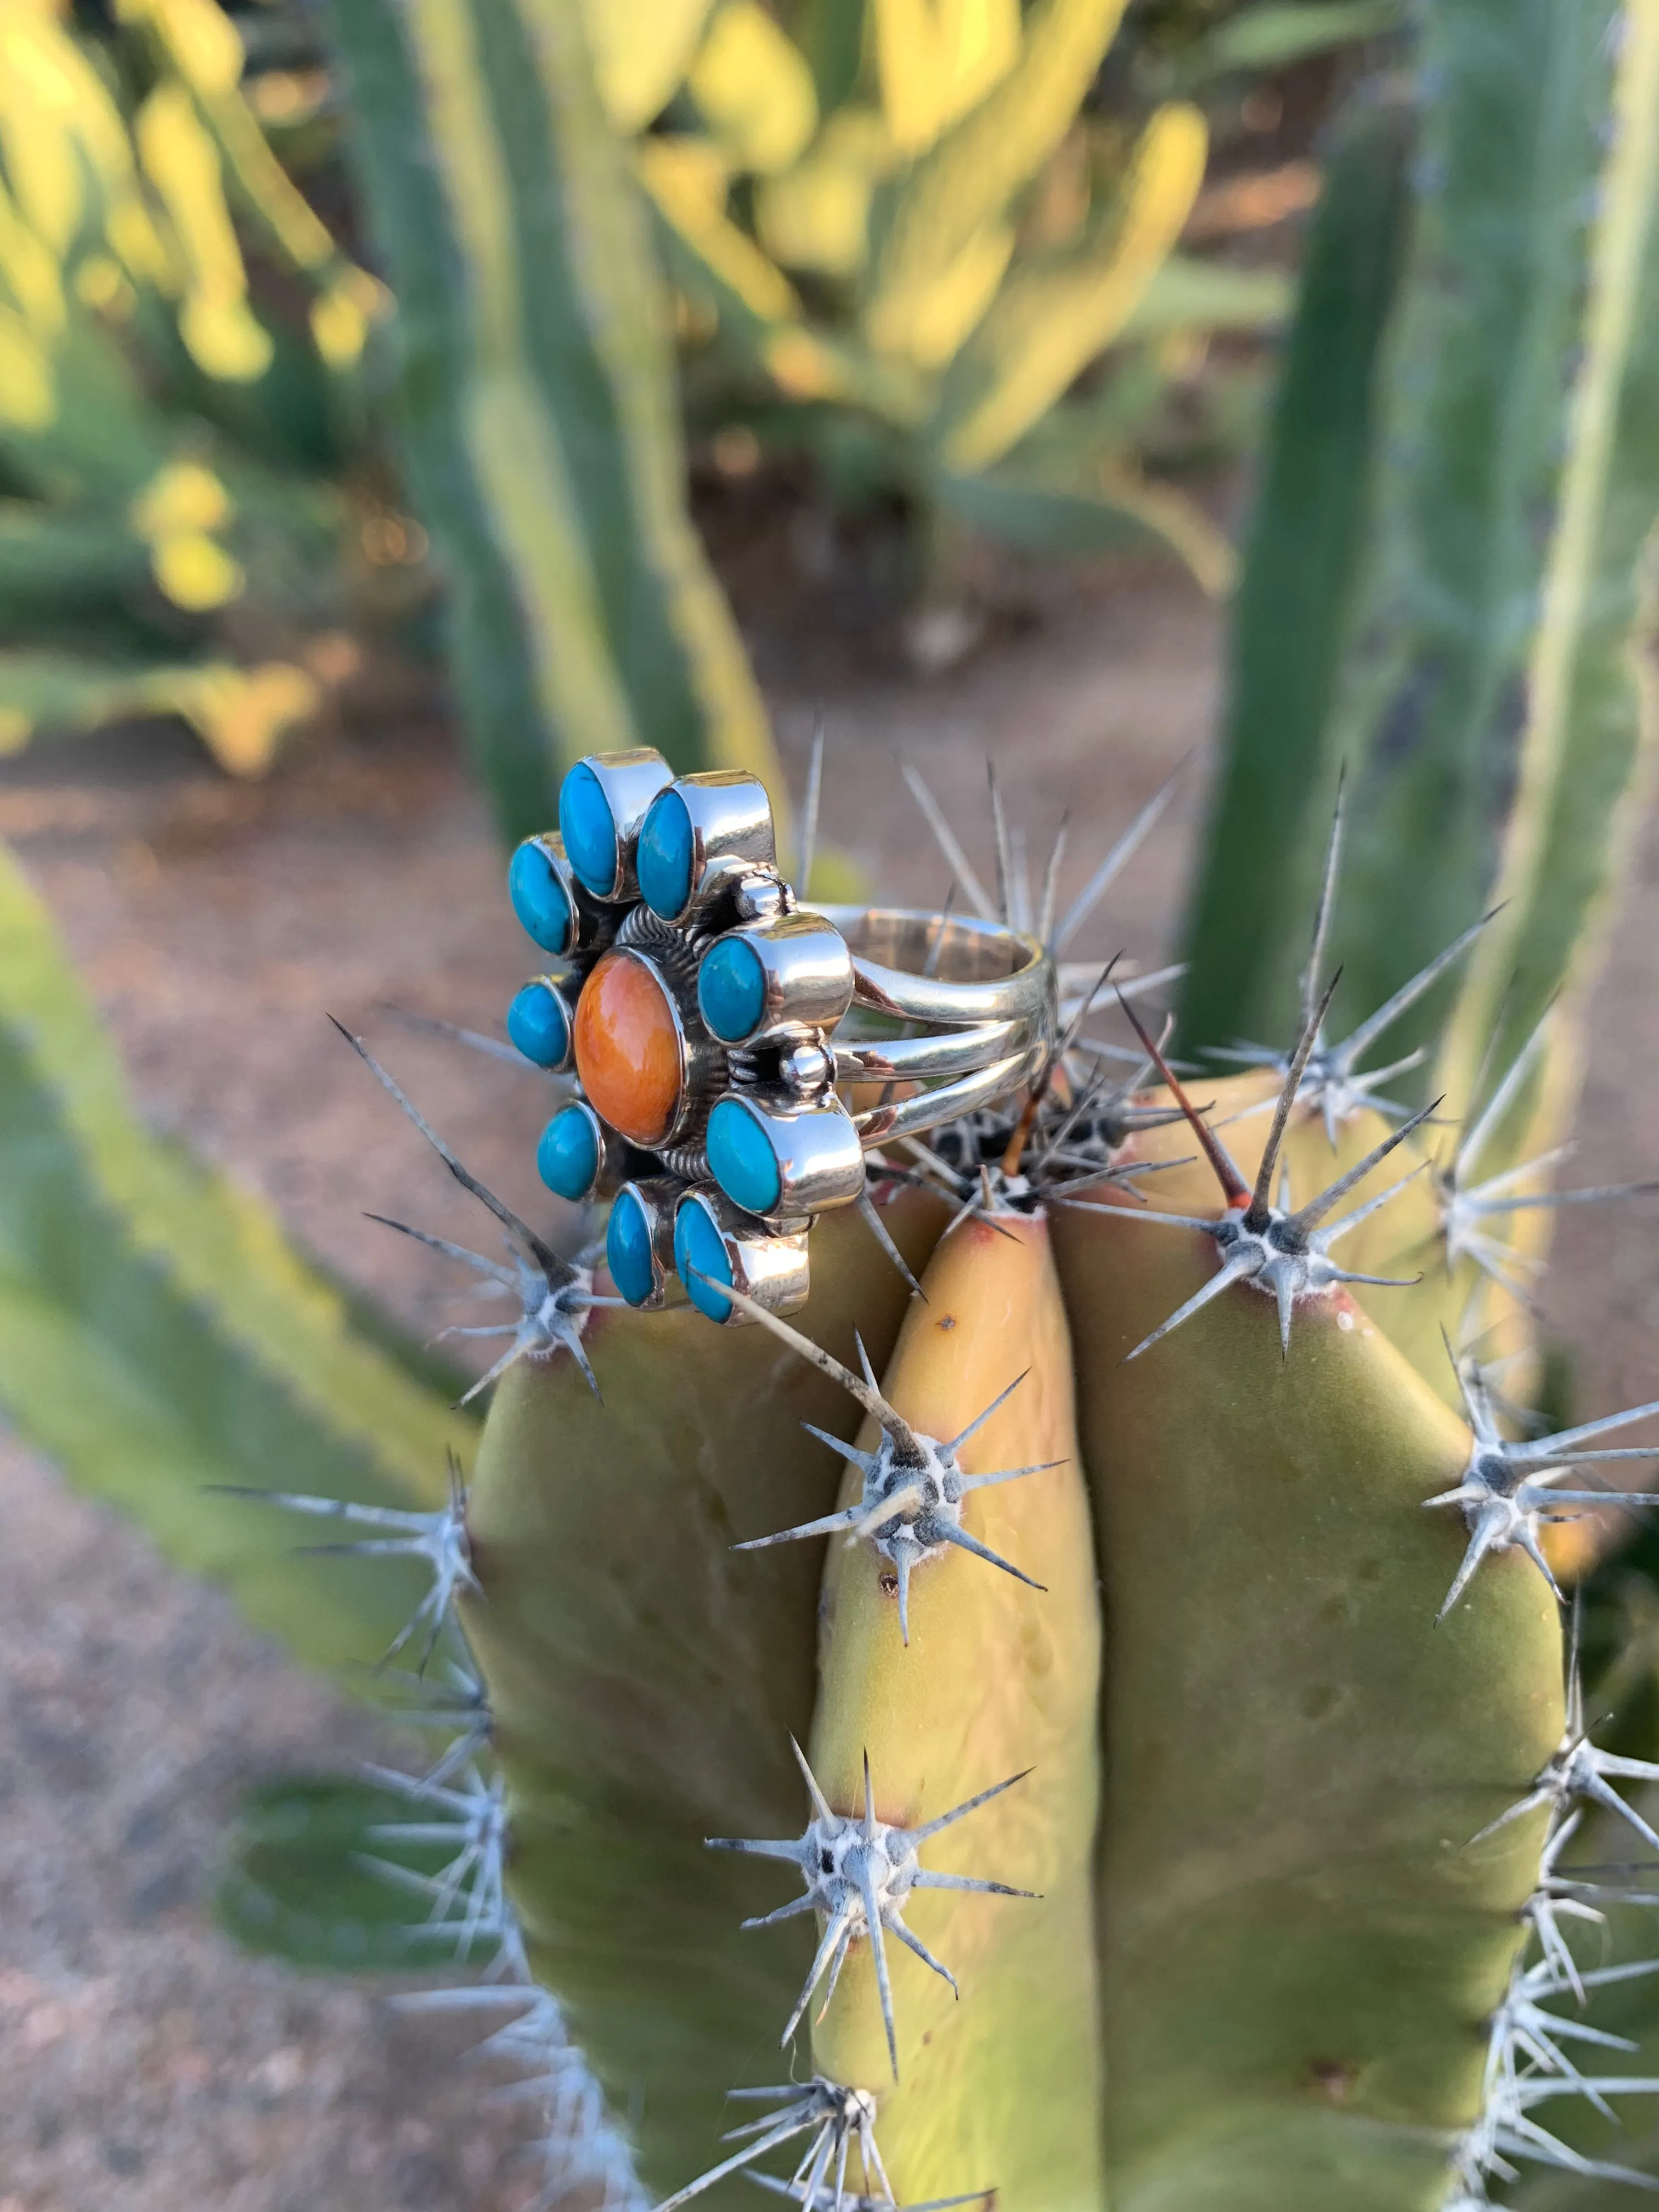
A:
[[3, 0, 1657, 2204]]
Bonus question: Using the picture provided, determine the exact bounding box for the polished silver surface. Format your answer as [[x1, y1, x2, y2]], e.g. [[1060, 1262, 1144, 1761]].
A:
[[819, 905, 1054, 1028], [575, 748, 675, 903], [833, 1016, 1035, 1086], [717, 1090, 867, 1218], [678, 1187, 812, 1321], [701, 911, 856, 1045], [521, 971, 578, 1075], [520, 832, 619, 962], [851, 1043, 1049, 1144], [554, 1098, 625, 1203], [651, 770, 777, 922]]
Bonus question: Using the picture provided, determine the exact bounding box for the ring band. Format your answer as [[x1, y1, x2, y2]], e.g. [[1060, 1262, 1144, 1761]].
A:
[[504, 749, 1058, 1323]]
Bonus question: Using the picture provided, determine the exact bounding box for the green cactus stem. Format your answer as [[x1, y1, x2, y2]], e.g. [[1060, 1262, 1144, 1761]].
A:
[[456, 1189, 950, 2195], [1049, 1167, 1566, 2211]]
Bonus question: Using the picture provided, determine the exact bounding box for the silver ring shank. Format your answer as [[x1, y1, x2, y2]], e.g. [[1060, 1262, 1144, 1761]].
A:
[[815, 904, 1057, 1147], [833, 1017, 1035, 1085], [818, 905, 1053, 1028], [850, 1046, 1049, 1143]]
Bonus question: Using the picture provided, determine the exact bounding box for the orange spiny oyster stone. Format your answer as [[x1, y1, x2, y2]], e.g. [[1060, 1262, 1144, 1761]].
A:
[[573, 950, 684, 1146]]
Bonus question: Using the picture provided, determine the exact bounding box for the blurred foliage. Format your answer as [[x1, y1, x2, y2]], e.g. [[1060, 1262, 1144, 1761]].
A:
[[0, 0, 428, 775], [610, 0, 1397, 594], [0, 0, 1403, 778]]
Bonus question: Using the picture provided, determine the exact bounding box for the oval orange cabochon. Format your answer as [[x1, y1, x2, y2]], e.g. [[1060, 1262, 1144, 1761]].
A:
[[573, 950, 684, 1147]]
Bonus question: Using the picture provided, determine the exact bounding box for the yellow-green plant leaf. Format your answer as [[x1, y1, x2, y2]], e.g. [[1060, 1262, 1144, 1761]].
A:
[[935, 100, 1209, 471], [580, 0, 718, 130], [640, 135, 802, 321], [134, 81, 273, 379], [687, 0, 819, 175], [1121, 250, 1293, 338], [0, 650, 319, 774], [753, 105, 891, 276], [120, 0, 387, 350], [874, 0, 1022, 157], [862, 0, 1130, 346], [885, 217, 1014, 370]]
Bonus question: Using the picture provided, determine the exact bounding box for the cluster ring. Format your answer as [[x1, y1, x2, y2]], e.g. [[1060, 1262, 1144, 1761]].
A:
[[503, 749, 1057, 1324]]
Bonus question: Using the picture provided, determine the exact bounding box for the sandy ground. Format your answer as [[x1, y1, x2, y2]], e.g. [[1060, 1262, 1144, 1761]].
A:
[[4, 558, 1658, 2208]]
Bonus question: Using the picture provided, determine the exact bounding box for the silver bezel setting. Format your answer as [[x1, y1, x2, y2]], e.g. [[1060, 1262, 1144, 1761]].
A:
[[515, 831, 619, 962], [698, 912, 856, 1047], [709, 1088, 867, 1222], [565, 748, 675, 904], [675, 1186, 812, 1324], [640, 770, 778, 924]]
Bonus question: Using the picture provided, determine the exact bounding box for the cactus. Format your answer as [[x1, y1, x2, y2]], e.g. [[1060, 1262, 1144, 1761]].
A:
[[9, 7, 1659, 2212], [322, 0, 781, 841]]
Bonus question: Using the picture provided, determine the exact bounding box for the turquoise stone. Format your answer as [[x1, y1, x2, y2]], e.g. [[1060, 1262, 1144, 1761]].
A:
[[560, 761, 618, 895], [608, 1188, 657, 1307], [707, 1096, 781, 1215], [507, 840, 572, 954], [537, 1104, 600, 1200], [507, 981, 569, 1069], [698, 935, 766, 1043], [675, 1201, 732, 1322], [637, 789, 694, 918]]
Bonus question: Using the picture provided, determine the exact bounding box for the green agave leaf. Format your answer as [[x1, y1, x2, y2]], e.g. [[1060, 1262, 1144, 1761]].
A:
[[934, 462, 1234, 592], [0, 837, 476, 1675]]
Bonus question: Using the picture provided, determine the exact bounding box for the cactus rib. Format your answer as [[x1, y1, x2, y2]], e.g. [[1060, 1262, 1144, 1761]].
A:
[[1435, 1015, 1659, 1301]]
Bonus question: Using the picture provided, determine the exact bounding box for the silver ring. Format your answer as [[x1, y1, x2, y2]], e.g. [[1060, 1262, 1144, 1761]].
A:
[[503, 749, 1057, 1323]]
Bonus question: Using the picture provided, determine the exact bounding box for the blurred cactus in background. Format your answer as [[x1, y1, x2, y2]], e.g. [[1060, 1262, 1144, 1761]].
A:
[[0, 0, 416, 774]]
